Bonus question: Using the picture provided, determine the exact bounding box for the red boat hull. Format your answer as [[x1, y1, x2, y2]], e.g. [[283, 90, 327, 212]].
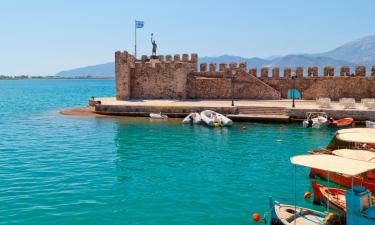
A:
[[310, 168, 375, 192], [328, 117, 354, 127]]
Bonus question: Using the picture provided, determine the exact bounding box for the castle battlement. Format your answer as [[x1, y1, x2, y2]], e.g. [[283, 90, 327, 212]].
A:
[[115, 50, 375, 101]]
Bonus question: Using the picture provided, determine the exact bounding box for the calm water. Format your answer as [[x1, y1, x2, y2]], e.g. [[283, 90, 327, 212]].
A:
[[0, 79, 337, 225]]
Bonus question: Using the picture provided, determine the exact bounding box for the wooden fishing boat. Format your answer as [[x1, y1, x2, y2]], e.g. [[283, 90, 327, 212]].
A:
[[311, 180, 375, 213], [328, 117, 354, 127], [310, 149, 375, 192], [291, 154, 375, 225], [326, 128, 375, 150], [270, 199, 329, 225]]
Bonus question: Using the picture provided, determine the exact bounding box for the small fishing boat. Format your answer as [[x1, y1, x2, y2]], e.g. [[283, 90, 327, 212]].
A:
[[310, 149, 375, 192], [182, 113, 201, 124], [200, 110, 232, 127], [291, 154, 375, 225], [149, 112, 168, 119], [366, 120, 375, 128], [302, 112, 328, 128], [270, 199, 329, 225], [311, 180, 375, 213], [328, 117, 354, 127]]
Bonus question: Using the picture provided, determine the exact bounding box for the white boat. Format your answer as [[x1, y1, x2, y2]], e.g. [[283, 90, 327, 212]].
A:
[[182, 113, 201, 124], [302, 112, 328, 128], [270, 200, 329, 225], [366, 120, 375, 128], [200, 110, 232, 127], [149, 112, 168, 119]]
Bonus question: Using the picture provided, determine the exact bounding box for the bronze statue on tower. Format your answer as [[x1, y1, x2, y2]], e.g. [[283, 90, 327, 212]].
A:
[[151, 33, 157, 58]]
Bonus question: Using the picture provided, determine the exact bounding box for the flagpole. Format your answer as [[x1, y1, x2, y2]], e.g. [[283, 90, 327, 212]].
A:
[[134, 20, 137, 59]]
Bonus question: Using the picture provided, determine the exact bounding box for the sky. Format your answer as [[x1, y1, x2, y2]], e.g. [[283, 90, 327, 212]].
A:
[[1, 0, 375, 75]]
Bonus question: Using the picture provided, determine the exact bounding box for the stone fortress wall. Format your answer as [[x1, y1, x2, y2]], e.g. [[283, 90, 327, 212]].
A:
[[115, 51, 375, 101]]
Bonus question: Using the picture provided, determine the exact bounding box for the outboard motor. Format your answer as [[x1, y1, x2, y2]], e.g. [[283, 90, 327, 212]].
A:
[[345, 186, 375, 225]]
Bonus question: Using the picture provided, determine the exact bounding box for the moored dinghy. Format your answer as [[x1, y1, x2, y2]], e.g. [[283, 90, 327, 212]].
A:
[[200, 110, 232, 127], [182, 113, 201, 124], [328, 117, 354, 127], [149, 112, 168, 119], [366, 120, 375, 128]]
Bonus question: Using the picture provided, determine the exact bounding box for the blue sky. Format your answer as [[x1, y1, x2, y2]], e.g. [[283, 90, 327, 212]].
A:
[[1, 0, 374, 75]]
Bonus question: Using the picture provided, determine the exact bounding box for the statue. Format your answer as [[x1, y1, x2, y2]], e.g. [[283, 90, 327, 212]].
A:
[[151, 33, 157, 57]]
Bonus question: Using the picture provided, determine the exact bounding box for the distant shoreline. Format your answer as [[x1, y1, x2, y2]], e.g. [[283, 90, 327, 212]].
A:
[[0, 76, 114, 80]]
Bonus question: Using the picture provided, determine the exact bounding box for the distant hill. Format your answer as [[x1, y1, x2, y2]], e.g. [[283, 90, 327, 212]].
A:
[[317, 34, 375, 66], [55, 62, 114, 78], [55, 34, 375, 77]]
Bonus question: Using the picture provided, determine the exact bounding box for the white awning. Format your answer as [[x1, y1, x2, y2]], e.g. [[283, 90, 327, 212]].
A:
[[336, 132, 375, 144], [333, 149, 375, 162], [337, 128, 375, 135], [290, 154, 375, 176]]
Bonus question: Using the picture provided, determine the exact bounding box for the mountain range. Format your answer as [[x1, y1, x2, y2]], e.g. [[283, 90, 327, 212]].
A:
[[55, 35, 375, 77]]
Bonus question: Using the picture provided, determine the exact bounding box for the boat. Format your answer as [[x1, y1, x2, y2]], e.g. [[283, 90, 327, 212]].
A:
[[149, 112, 168, 119], [270, 199, 329, 225], [302, 112, 328, 128], [290, 154, 375, 225], [310, 149, 375, 192], [366, 121, 375, 128], [200, 110, 232, 127], [182, 113, 201, 124], [328, 117, 354, 127], [326, 128, 375, 150], [311, 180, 375, 213]]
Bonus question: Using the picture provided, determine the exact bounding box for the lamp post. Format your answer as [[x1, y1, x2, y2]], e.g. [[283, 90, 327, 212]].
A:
[[291, 72, 296, 108], [231, 70, 236, 106]]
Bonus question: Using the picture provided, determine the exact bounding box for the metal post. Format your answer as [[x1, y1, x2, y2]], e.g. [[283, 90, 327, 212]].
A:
[[292, 73, 296, 108], [134, 20, 137, 59], [231, 75, 234, 106]]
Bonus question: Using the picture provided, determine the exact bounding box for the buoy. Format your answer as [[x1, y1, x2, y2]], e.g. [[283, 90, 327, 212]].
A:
[[304, 191, 311, 199], [252, 213, 260, 222], [242, 126, 247, 130]]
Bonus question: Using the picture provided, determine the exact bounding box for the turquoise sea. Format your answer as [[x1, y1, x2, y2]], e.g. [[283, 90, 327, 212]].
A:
[[0, 79, 337, 225]]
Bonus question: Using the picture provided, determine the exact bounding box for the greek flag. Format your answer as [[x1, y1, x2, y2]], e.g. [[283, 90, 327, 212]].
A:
[[135, 20, 144, 28]]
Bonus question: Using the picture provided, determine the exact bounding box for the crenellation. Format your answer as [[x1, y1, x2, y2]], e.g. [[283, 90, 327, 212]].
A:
[[284, 68, 291, 78], [272, 67, 280, 78], [355, 66, 366, 76], [165, 54, 172, 62], [209, 63, 217, 74], [141, 55, 148, 63], [229, 62, 238, 72], [174, 54, 181, 62], [261, 67, 269, 78], [296, 67, 303, 78], [324, 66, 334, 77], [249, 68, 257, 77], [200, 63, 207, 72], [219, 63, 227, 72], [182, 54, 189, 62], [238, 62, 247, 76], [340, 66, 350, 77], [307, 67, 318, 77], [158, 55, 164, 62], [190, 53, 198, 63], [372, 66, 375, 76]]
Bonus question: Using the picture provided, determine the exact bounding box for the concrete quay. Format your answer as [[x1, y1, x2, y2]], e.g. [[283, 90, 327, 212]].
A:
[[91, 97, 375, 122]]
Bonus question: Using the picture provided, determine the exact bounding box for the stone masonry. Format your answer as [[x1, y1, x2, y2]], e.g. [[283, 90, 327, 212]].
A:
[[115, 51, 375, 101]]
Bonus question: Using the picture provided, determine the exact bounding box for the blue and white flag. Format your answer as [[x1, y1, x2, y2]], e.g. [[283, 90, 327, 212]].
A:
[[135, 20, 144, 28]]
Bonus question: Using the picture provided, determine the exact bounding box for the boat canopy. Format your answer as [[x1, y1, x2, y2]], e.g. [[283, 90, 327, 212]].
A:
[[336, 128, 375, 135], [333, 149, 375, 162], [290, 154, 375, 176], [336, 128, 375, 144]]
